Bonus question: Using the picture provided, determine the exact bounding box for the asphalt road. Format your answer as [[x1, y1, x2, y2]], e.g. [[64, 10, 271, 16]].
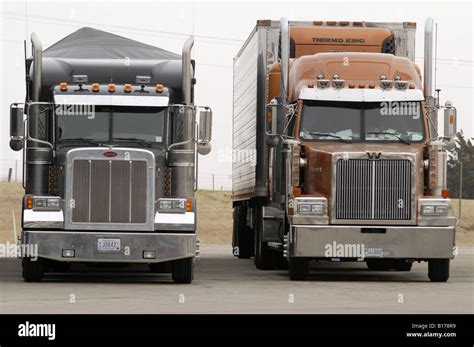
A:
[[0, 245, 472, 314]]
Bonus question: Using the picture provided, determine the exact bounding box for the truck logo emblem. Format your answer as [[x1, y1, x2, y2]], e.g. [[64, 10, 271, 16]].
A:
[[367, 152, 381, 160], [103, 151, 117, 158]]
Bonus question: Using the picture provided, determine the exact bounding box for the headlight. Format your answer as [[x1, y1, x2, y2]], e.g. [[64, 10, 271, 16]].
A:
[[157, 198, 192, 213], [421, 204, 448, 216], [33, 196, 61, 211], [47, 198, 60, 208], [297, 202, 325, 215]]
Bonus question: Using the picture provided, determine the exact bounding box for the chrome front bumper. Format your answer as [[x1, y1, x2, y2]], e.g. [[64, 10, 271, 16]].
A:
[[21, 230, 197, 263], [289, 225, 456, 259]]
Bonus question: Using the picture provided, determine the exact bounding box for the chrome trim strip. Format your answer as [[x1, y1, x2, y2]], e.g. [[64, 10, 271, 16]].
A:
[[88, 160, 92, 222], [54, 94, 170, 107], [129, 161, 132, 223], [154, 212, 195, 225], [299, 88, 424, 102], [108, 160, 112, 222]]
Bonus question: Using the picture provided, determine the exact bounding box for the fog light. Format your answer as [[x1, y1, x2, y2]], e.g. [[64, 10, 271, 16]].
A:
[[143, 250, 156, 259], [62, 249, 75, 258]]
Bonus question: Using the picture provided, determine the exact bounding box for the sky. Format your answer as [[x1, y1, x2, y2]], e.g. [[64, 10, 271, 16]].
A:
[[0, 0, 473, 188]]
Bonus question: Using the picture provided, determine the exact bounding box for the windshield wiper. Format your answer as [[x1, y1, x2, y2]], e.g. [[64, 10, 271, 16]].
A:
[[59, 138, 103, 146], [114, 137, 154, 148], [366, 131, 411, 145], [307, 132, 352, 143]]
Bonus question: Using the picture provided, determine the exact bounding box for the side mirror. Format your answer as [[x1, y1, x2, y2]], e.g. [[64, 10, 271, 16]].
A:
[[10, 104, 24, 151], [197, 109, 212, 155], [443, 101, 457, 139]]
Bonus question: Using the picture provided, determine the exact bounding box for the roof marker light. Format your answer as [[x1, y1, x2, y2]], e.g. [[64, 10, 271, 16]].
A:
[[155, 84, 164, 93]]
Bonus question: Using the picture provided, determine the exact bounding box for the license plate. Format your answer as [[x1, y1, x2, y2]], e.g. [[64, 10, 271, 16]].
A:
[[364, 247, 384, 258], [97, 238, 121, 251]]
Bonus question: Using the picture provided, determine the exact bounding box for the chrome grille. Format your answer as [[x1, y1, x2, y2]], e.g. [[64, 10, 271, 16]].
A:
[[335, 159, 412, 220], [71, 159, 147, 223]]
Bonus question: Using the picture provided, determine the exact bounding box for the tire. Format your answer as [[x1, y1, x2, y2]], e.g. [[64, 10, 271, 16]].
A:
[[22, 258, 45, 282], [172, 257, 194, 284], [233, 206, 252, 259], [428, 259, 450, 282], [366, 259, 393, 271], [149, 263, 166, 273], [395, 259, 412, 272], [276, 254, 289, 270], [254, 206, 277, 270], [50, 261, 71, 273], [288, 257, 308, 280]]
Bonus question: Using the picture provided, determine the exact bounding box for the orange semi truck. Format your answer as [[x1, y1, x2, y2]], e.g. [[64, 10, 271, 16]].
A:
[[232, 18, 458, 281]]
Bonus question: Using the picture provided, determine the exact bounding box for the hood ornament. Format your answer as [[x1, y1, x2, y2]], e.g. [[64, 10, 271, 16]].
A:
[[367, 152, 382, 160]]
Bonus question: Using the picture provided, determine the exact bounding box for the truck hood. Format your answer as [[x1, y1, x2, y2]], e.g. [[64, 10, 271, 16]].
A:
[[302, 141, 425, 197]]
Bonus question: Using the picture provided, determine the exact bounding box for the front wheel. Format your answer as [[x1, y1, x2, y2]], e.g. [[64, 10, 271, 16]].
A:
[[254, 206, 277, 270], [50, 261, 72, 273], [366, 259, 393, 271], [428, 259, 450, 282], [395, 259, 413, 272], [288, 257, 308, 281], [172, 257, 194, 284], [22, 258, 45, 282], [233, 205, 252, 259]]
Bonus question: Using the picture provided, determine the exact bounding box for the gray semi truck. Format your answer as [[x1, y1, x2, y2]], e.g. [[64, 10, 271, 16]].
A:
[[9, 28, 212, 283]]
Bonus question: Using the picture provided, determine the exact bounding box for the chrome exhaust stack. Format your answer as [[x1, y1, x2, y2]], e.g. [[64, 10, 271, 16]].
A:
[[169, 36, 195, 198], [182, 35, 194, 150], [31, 33, 43, 104], [423, 18, 434, 99], [27, 33, 52, 195], [424, 18, 437, 140], [270, 17, 291, 204], [280, 17, 289, 103]]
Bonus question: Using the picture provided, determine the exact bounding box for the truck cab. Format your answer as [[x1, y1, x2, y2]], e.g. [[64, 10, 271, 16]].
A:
[[9, 28, 212, 283], [232, 19, 457, 282]]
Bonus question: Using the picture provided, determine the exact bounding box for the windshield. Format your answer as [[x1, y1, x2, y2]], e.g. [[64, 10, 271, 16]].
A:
[[299, 101, 425, 143], [56, 106, 167, 145]]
